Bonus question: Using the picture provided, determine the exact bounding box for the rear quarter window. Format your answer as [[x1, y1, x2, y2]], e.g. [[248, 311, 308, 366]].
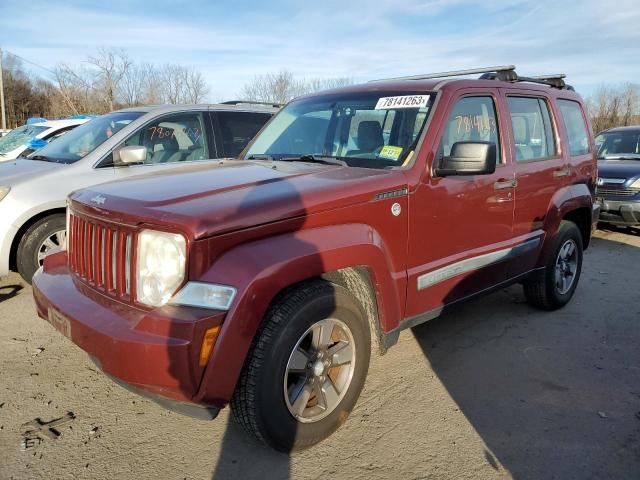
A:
[[557, 100, 591, 156]]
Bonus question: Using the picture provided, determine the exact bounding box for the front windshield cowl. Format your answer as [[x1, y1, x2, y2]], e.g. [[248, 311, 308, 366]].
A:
[[245, 91, 434, 170]]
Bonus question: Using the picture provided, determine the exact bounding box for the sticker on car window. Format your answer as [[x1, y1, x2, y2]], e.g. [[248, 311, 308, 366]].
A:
[[379, 145, 403, 161], [375, 95, 430, 110]]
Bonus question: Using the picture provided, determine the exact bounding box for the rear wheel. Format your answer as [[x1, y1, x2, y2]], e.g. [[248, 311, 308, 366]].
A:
[[16, 214, 66, 284], [523, 220, 583, 310], [231, 280, 370, 452]]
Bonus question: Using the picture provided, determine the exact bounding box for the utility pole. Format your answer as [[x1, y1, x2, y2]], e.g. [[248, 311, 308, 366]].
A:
[[0, 48, 6, 130]]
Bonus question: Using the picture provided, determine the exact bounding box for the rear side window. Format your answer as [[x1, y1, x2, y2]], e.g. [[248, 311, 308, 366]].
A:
[[217, 112, 272, 158], [507, 97, 557, 161], [558, 100, 590, 156], [439, 96, 501, 164]]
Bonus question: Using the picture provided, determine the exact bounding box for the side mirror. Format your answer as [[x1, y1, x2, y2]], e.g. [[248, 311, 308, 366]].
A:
[[435, 141, 497, 176], [117, 145, 147, 165]]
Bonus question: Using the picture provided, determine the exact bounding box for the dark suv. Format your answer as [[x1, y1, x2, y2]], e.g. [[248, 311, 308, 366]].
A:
[[595, 126, 640, 227], [33, 66, 598, 451]]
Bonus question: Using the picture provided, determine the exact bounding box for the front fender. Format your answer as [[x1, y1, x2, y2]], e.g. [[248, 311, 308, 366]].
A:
[[193, 223, 405, 406]]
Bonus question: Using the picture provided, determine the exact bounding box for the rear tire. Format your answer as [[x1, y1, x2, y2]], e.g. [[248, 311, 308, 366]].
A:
[[523, 220, 583, 310], [16, 214, 66, 284], [231, 279, 370, 452]]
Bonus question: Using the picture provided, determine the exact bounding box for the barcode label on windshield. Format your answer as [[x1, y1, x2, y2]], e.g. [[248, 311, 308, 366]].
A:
[[375, 95, 430, 110]]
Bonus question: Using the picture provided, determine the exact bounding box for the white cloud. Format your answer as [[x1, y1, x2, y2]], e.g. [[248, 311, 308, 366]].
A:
[[1, 0, 639, 99]]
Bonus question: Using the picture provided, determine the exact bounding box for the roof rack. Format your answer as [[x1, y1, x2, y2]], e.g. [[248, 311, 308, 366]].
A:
[[371, 65, 573, 90], [370, 65, 517, 83], [221, 100, 282, 108]]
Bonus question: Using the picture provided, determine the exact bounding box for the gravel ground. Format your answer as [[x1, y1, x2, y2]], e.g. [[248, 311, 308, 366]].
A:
[[1, 228, 639, 480]]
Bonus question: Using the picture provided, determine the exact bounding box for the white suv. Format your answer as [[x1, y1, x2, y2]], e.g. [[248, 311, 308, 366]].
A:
[[0, 103, 276, 282], [0, 118, 90, 162]]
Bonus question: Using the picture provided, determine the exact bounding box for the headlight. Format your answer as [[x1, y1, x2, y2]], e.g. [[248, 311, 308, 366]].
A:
[[630, 178, 640, 189], [171, 282, 237, 310], [0, 186, 10, 202], [136, 229, 186, 307]]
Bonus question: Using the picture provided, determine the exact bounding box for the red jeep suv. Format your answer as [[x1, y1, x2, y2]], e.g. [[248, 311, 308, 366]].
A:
[[33, 66, 599, 452]]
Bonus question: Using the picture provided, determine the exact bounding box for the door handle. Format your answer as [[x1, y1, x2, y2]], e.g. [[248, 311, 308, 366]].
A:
[[494, 178, 518, 190], [553, 168, 571, 178]]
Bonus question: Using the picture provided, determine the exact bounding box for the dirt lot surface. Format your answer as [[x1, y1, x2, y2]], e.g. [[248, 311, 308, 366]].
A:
[[1, 228, 639, 480]]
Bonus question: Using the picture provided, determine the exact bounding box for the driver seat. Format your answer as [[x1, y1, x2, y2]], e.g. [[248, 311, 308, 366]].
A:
[[347, 121, 384, 156]]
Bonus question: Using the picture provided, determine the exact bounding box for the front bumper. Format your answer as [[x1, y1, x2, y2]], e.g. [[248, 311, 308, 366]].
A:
[[598, 198, 640, 226], [0, 221, 18, 277], [32, 251, 227, 412]]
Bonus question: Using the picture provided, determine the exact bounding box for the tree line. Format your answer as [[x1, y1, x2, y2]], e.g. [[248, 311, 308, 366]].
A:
[[1, 48, 209, 128], [1, 48, 639, 133]]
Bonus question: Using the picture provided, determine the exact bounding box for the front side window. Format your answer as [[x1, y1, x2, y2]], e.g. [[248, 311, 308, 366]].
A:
[[0, 125, 47, 155], [217, 111, 272, 158], [507, 97, 557, 161], [595, 130, 640, 160], [245, 92, 434, 169], [558, 100, 590, 156], [438, 96, 501, 165], [28, 112, 143, 164], [124, 113, 209, 164]]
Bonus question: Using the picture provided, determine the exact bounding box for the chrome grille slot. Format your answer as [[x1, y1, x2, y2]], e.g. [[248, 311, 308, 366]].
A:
[[596, 187, 640, 197], [67, 211, 135, 300]]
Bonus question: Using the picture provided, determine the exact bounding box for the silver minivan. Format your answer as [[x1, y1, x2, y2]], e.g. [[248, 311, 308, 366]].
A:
[[0, 103, 276, 282]]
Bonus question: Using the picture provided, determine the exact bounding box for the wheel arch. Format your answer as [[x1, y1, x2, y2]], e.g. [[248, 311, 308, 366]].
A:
[[9, 208, 66, 271], [194, 224, 405, 406]]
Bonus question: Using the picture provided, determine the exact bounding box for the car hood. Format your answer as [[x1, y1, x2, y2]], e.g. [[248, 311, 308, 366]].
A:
[[72, 160, 400, 239], [0, 158, 63, 185], [597, 160, 640, 180]]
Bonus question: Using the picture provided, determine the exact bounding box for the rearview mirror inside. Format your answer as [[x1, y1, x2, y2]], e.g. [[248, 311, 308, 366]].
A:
[[435, 141, 497, 177], [117, 145, 147, 165]]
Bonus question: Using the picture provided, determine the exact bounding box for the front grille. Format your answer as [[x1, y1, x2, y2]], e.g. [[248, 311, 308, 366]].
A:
[[596, 187, 640, 197], [68, 212, 134, 298]]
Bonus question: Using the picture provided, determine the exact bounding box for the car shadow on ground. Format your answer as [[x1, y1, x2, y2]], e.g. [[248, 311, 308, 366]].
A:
[[206, 235, 640, 479], [411, 235, 640, 480], [210, 417, 291, 479], [0, 284, 23, 303]]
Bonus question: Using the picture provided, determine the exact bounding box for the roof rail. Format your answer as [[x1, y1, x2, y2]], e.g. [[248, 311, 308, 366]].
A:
[[370, 65, 517, 83], [371, 65, 573, 90], [221, 100, 282, 108]]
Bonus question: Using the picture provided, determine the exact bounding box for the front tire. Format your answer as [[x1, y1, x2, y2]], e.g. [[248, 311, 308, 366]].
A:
[[231, 280, 371, 452], [16, 214, 66, 284], [523, 220, 583, 310]]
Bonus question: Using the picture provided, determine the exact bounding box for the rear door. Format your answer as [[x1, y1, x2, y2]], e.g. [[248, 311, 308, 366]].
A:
[[405, 90, 516, 318], [212, 110, 273, 158], [503, 89, 567, 276]]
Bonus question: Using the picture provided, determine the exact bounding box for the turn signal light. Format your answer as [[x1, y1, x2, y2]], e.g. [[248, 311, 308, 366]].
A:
[[199, 325, 221, 367]]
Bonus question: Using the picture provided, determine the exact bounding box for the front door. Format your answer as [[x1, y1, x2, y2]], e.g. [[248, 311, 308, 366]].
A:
[[405, 91, 516, 319], [113, 111, 215, 179]]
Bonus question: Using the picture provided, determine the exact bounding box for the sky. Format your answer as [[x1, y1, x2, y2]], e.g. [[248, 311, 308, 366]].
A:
[[1, 0, 639, 100]]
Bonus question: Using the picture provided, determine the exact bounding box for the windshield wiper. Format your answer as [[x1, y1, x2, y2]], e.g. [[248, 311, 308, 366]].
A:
[[601, 155, 640, 160], [29, 154, 58, 163], [247, 154, 275, 161], [280, 155, 347, 166]]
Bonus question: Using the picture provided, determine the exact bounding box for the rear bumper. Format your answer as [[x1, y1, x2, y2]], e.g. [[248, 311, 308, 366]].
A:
[[32, 251, 227, 410], [598, 198, 640, 226]]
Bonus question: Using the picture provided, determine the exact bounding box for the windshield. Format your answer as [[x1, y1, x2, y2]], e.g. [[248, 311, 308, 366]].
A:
[[596, 131, 640, 160], [245, 91, 434, 169], [30, 111, 143, 164], [0, 125, 48, 155]]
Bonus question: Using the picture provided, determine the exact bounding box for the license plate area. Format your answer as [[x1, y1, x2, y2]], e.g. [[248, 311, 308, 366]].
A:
[[48, 308, 72, 339]]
